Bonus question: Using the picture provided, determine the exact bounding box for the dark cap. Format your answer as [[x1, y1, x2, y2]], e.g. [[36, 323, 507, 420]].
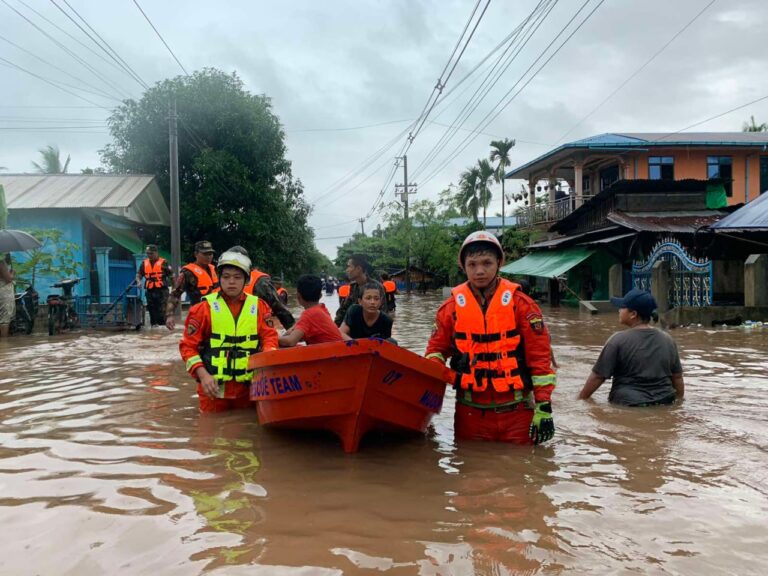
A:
[[145, 244, 158, 252], [610, 288, 657, 316], [194, 240, 215, 253]]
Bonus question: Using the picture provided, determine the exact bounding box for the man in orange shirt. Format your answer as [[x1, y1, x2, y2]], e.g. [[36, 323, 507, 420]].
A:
[[179, 248, 278, 412], [425, 231, 556, 444]]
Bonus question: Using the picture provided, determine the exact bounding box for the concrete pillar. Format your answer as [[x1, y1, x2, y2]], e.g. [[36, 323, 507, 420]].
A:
[[609, 263, 623, 298], [94, 247, 111, 304], [574, 163, 584, 208], [652, 260, 670, 312], [528, 177, 536, 208], [744, 254, 767, 306]]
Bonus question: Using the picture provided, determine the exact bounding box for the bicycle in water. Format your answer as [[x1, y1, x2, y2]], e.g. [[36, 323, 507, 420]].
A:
[[47, 278, 83, 336]]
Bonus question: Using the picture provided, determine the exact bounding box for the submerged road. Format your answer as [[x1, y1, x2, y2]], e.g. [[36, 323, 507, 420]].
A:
[[0, 292, 766, 574]]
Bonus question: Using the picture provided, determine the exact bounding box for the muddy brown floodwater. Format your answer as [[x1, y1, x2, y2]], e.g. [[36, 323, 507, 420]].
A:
[[1, 292, 766, 575]]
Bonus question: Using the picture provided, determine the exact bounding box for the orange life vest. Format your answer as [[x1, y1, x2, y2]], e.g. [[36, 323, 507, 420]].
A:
[[143, 258, 166, 289], [244, 269, 269, 296], [338, 284, 350, 298], [182, 263, 219, 297], [452, 278, 525, 394], [383, 280, 396, 294], [277, 286, 287, 298]]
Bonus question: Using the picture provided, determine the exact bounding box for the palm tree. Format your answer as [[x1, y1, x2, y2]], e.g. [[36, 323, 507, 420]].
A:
[[31, 145, 70, 174], [742, 115, 768, 132], [458, 165, 481, 222], [476, 158, 495, 226], [489, 138, 516, 230]]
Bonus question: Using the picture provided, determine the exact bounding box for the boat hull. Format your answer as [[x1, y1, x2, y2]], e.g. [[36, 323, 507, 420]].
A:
[[249, 339, 454, 452]]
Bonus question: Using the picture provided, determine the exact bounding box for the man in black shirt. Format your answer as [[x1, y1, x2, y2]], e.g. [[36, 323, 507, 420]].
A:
[[334, 254, 385, 326], [339, 282, 393, 339]]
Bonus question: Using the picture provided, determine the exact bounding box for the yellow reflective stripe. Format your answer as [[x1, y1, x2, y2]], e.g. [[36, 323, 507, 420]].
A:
[[186, 355, 203, 371], [532, 374, 557, 387], [426, 352, 445, 363]]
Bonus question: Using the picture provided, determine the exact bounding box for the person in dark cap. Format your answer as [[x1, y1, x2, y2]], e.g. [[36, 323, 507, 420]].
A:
[[135, 244, 173, 327], [578, 288, 685, 405], [334, 253, 385, 326], [165, 240, 219, 330]]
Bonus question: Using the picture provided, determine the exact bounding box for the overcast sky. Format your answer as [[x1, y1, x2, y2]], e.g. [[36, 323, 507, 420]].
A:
[[1, 0, 767, 257]]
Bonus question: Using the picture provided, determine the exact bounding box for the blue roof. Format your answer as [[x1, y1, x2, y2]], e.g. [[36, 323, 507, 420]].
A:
[[506, 132, 768, 179], [711, 192, 768, 230]]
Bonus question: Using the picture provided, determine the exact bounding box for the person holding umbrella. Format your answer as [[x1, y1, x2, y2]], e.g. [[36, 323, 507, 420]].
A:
[[0, 254, 14, 338]]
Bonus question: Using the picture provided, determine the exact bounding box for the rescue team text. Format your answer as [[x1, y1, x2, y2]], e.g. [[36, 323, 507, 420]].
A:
[[252, 374, 303, 398]]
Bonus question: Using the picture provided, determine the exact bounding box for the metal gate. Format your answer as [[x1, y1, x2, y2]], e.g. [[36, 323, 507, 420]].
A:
[[632, 237, 712, 307]]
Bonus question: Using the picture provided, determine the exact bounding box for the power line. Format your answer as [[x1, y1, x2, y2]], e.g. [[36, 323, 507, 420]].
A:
[[0, 56, 111, 109], [286, 118, 412, 133], [1, 0, 134, 99], [660, 93, 768, 138], [419, 0, 604, 188], [554, 0, 717, 144], [48, 0, 149, 90], [131, 0, 188, 76], [411, 0, 556, 180], [0, 33, 123, 101]]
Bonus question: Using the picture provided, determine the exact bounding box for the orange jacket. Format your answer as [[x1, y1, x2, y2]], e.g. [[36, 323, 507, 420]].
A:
[[426, 278, 555, 405], [244, 269, 269, 295], [181, 262, 219, 297], [143, 258, 167, 289], [180, 291, 278, 379], [382, 280, 397, 294]]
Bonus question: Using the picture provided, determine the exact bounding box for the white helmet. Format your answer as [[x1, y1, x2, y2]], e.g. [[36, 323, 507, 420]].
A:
[[458, 230, 505, 269], [217, 249, 252, 276]]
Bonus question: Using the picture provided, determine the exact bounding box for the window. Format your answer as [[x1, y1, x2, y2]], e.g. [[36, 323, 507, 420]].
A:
[[599, 164, 619, 191], [648, 156, 674, 180], [707, 156, 733, 196], [760, 156, 768, 196]]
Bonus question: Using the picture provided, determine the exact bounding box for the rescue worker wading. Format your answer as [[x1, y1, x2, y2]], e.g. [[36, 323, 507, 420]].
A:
[[229, 246, 296, 329], [166, 240, 220, 331], [179, 248, 278, 412], [425, 231, 556, 445], [135, 244, 173, 327]]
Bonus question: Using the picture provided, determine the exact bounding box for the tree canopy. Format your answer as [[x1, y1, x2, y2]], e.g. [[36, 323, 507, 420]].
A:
[[100, 68, 324, 279]]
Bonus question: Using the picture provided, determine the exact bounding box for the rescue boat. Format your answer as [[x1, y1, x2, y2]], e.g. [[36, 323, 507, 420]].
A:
[[248, 338, 454, 452]]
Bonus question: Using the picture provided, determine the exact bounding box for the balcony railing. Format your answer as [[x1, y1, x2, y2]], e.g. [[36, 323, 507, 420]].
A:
[[514, 195, 594, 227]]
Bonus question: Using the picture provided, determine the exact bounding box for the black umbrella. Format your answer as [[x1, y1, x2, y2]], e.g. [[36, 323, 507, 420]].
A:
[[0, 229, 43, 252]]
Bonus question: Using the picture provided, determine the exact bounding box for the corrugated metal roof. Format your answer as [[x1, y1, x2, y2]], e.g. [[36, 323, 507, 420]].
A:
[[607, 210, 723, 233], [0, 174, 157, 209], [528, 226, 621, 248], [711, 192, 768, 230], [506, 132, 768, 179]]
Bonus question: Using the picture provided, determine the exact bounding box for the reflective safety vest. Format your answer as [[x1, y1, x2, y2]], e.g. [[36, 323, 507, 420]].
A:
[[202, 293, 261, 383], [338, 284, 350, 298], [277, 286, 288, 302], [383, 280, 396, 294], [143, 258, 166, 289], [244, 269, 269, 296], [182, 263, 219, 301], [452, 278, 526, 394]]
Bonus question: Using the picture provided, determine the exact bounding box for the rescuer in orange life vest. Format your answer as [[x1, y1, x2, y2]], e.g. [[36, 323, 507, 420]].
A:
[[135, 244, 173, 327], [380, 272, 397, 314], [425, 231, 556, 444], [227, 246, 296, 329], [165, 240, 220, 330]]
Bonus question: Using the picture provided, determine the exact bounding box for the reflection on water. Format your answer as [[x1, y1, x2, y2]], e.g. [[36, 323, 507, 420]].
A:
[[1, 292, 767, 574]]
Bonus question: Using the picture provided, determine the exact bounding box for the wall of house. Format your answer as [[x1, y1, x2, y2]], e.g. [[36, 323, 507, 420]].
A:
[[7, 208, 90, 300], [628, 148, 766, 205]]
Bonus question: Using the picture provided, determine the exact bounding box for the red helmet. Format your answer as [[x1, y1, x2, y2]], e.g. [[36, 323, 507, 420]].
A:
[[458, 231, 505, 269]]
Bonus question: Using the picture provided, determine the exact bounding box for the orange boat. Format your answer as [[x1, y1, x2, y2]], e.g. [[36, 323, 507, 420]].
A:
[[248, 338, 455, 452]]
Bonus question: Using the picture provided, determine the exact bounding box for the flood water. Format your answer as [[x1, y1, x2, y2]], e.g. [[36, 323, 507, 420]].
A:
[[1, 292, 766, 575]]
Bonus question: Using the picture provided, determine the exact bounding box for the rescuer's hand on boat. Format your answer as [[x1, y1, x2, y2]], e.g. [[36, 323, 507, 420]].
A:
[[529, 402, 554, 445]]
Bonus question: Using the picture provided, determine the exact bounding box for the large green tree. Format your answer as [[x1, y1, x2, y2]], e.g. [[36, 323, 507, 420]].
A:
[[101, 68, 318, 279]]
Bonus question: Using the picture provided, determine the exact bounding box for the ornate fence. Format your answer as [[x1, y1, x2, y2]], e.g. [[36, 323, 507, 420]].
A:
[[632, 238, 712, 307]]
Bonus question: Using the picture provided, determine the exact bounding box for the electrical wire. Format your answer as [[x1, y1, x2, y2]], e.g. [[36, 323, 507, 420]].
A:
[[554, 0, 718, 144], [287, 118, 412, 133], [131, 0, 188, 76], [419, 0, 604, 188]]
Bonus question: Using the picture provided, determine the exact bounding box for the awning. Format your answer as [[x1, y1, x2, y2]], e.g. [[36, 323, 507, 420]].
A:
[[85, 211, 171, 259], [500, 247, 594, 278]]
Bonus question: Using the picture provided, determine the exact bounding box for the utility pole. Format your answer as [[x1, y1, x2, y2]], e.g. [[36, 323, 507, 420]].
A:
[[358, 217, 365, 236], [168, 98, 180, 300], [394, 154, 417, 294]]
